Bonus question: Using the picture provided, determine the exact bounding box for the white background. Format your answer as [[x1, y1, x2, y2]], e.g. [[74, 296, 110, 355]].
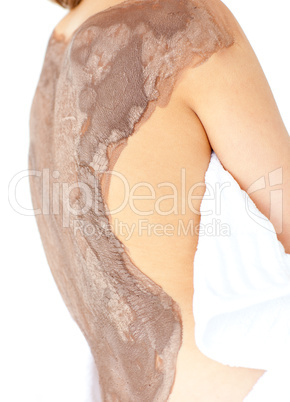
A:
[[1, 0, 289, 401]]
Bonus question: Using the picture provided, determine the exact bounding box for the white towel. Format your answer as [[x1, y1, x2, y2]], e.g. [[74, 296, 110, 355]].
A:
[[243, 361, 290, 402], [192, 151, 290, 400]]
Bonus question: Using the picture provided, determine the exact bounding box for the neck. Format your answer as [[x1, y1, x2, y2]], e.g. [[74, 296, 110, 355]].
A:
[[54, 0, 132, 41], [73, 0, 131, 15]]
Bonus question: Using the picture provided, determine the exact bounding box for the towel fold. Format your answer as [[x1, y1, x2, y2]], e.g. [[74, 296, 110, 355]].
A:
[[192, 151, 290, 400]]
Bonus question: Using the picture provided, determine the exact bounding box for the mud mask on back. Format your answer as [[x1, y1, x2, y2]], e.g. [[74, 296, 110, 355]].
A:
[[29, 0, 235, 400]]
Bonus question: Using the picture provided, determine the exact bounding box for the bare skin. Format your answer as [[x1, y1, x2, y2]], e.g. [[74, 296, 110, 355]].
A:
[[35, 0, 290, 400]]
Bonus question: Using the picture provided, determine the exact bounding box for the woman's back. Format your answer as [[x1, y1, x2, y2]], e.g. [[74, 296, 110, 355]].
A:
[[29, 0, 289, 400]]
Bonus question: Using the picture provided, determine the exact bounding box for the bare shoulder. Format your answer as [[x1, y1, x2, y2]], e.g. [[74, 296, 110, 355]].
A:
[[67, 0, 237, 50], [177, 0, 290, 252]]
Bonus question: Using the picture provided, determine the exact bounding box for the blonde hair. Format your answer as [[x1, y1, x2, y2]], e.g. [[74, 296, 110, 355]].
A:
[[51, 0, 82, 9]]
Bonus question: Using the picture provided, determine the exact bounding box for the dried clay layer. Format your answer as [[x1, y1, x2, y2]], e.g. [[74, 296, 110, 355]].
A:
[[29, 0, 235, 400]]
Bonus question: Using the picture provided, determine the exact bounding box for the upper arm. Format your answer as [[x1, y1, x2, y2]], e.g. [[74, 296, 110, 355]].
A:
[[180, 1, 290, 252]]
